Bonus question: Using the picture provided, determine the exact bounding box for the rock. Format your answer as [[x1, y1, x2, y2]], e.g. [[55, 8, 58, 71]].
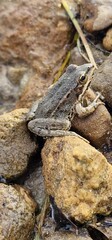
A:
[[0, 183, 36, 240], [69, 47, 86, 66], [0, 65, 18, 114], [0, 64, 31, 114], [103, 28, 112, 51], [88, 216, 112, 240], [0, 0, 77, 110], [0, 108, 37, 179], [7, 66, 27, 85], [72, 89, 111, 147], [70, 44, 107, 67], [42, 230, 92, 240], [24, 166, 45, 208], [80, 0, 112, 32], [90, 53, 112, 108], [41, 218, 92, 240], [101, 128, 112, 165], [42, 136, 112, 223]]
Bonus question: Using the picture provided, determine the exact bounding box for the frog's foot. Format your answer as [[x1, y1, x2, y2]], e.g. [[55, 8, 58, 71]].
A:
[[76, 92, 105, 118], [28, 118, 89, 143]]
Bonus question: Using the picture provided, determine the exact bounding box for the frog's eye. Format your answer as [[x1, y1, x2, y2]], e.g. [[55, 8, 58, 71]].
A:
[[79, 73, 86, 82]]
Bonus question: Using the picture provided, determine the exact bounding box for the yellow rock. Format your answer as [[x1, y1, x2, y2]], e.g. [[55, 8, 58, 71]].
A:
[[0, 183, 36, 240], [42, 136, 112, 223], [0, 108, 37, 179]]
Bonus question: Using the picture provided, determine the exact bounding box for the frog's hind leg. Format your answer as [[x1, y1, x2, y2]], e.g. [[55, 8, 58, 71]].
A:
[[28, 118, 89, 142], [28, 118, 71, 136]]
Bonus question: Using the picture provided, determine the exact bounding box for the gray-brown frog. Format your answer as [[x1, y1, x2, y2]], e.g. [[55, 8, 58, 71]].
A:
[[27, 64, 102, 140]]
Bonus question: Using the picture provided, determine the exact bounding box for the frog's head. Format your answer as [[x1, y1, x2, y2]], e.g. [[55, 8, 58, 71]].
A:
[[66, 63, 93, 81], [76, 64, 93, 94], [77, 63, 93, 83], [66, 63, 93, 90]]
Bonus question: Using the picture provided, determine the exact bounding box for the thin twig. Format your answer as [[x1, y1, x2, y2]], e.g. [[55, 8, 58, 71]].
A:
[[77, 38, 90, 62], [61, 0, 97, 69]]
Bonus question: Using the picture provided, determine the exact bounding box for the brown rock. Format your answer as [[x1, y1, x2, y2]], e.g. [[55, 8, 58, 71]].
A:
[[72, 89, 111, 147], [7, 66, 27, 85], [0, 183, 36, 240], [91, 53, 112, 108], [0, 0, 77, 109], [0, 108, 37, 179], [80, 0, 112, 32], [100, 127, 112, 165], [103, 28, 112, 51], [42, 136, 112, 223]]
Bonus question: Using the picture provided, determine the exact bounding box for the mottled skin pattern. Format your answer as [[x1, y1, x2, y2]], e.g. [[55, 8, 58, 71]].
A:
[[27, 63, 99, 139]]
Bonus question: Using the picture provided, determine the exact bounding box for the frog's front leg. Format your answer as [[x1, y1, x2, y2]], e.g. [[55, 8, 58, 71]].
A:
[[27, 100, 39, 121], [76, 92, 104, 118], [28, 118, 89, 142]]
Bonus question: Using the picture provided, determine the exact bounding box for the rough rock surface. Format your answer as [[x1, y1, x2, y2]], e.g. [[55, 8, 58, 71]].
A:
[[0, 183, 36, 240], [88, 217, 112, 240], [0, 108, 37, 179], [41, 218, 92, 240], [103, 28, 112, 51], [72, 89, 111, 147], [24, 166, 45, 208], [101, 128, 112, 165], [0, 0, 77, 110], [80, 0, 112, 32], [70, 46, 107, 67], [91, 53, 112, 108], [0, 64, 31, 114], [42, 136, 112, 223]]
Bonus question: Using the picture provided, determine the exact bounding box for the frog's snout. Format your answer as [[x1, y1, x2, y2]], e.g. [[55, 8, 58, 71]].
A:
[[79, 63, 93, 80], [82, 63, 93, 72]]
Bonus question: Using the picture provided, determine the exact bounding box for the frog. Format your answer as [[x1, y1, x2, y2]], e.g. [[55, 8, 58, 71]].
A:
[[27, 63, 102, 140]]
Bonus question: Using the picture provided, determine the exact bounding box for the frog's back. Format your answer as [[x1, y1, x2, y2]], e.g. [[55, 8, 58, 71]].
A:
[[34, 65, 79, 118], [34, 64, 91, 119]]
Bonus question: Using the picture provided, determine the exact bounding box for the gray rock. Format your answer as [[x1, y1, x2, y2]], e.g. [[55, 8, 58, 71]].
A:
[[91, 53, 112, 108]]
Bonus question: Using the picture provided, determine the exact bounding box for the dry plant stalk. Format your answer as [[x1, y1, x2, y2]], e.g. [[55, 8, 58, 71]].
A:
[[61, 0, 97, 69], [53, 51, 71, 83]]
